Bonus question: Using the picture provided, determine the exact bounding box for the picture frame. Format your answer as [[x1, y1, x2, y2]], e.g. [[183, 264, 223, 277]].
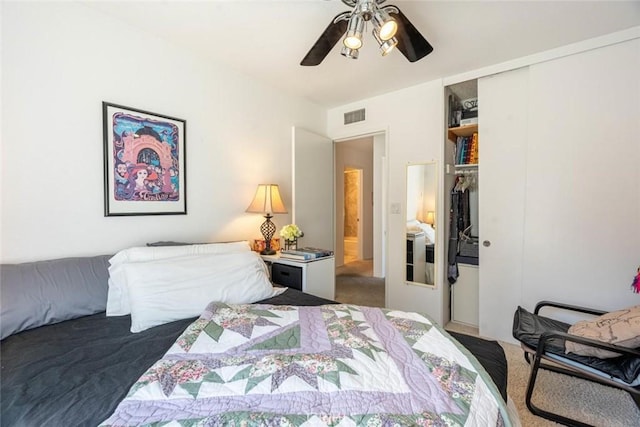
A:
[[102, 102, 187, 216]]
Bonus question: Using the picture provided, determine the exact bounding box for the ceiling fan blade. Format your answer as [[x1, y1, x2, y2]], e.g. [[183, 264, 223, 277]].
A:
[[388, 7, 433, 63], [300, 12, 350, 66]]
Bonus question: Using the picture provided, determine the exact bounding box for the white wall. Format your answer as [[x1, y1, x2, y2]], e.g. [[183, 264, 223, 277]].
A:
[[328, 80, 445, 324], [372, 134, 386, 278], [0, 2, 325, 263], [329, 33, 640, 338]]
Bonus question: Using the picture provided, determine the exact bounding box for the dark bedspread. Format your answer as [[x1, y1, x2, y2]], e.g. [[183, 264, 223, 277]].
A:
[[1, 289, 506, 426]]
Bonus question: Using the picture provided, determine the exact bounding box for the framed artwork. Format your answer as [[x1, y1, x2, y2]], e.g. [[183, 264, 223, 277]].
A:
[[102, 102, 186, 216]]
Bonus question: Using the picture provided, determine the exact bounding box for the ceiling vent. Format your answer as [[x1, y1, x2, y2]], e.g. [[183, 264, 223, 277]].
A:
[[344, 108, 366, 125]]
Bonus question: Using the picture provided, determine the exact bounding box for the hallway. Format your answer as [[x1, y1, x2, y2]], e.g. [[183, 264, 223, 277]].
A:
[[334, 259, 385, 308]]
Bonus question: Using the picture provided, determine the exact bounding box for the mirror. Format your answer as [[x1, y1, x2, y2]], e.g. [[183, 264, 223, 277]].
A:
[[405, 162, 437, 286]]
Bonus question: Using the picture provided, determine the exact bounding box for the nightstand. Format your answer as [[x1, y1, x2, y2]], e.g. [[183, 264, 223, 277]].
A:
[[406, 231, 426, 282], [260, 253, 335, 301]]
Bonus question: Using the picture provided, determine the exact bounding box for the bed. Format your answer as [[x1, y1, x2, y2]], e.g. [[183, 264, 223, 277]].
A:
[[1, 244, 512, 426]]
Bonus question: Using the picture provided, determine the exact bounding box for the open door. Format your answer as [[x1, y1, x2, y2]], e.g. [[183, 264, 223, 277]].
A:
[[292, 127, 334, 252]]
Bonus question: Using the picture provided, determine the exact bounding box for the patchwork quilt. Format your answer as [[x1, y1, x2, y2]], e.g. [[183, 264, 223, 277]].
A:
[[101, 303, 511, 426]]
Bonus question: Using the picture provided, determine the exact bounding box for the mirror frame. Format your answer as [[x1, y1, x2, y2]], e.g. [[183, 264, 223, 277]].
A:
[[405, 162, 437, 288]]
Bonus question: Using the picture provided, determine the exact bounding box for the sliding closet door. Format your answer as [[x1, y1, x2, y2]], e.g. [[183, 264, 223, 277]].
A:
[[522, 40, 640, 310], [291, 127, 335, 252], [478, 68, 528, 343]]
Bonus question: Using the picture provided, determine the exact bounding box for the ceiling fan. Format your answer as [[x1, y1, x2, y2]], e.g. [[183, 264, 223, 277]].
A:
[[301, 0, 433, 66]]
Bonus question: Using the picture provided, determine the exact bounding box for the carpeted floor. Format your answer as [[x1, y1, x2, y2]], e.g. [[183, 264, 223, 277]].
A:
[[503, 342, 639, 426], [446, 322, 640, 426], [334, 259, 385, 308]]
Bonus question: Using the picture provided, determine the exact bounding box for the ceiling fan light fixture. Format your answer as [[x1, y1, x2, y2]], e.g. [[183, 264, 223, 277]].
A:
[[300, 1, 433, 66], [379, 37, 397, 56], [372, 29, 397, 56], [343, 33, 362, 50], [343, 14, 364, 50], [341, 45, 360, 59], [372, 8, 397, 41]]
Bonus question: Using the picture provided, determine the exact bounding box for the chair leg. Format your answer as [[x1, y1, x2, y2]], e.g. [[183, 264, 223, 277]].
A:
[[631, 390, 640, 409], [525, 353, 595, 427]]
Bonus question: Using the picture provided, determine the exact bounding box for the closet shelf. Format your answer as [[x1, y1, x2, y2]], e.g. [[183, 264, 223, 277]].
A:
[[455, 169, 477, 175], [448, 123, 478, 141], [455, 163, 478, 168]]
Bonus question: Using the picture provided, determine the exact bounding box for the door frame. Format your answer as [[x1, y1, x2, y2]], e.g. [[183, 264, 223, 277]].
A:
[[356, 168, 364, 260], [343, 167, 364, 261]]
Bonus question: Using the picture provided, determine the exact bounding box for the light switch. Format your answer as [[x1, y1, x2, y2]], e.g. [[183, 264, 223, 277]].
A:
[[390, 203, 401, 214]]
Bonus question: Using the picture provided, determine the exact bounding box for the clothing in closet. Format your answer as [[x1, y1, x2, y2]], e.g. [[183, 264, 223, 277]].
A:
[[447, 176, 472, 284]]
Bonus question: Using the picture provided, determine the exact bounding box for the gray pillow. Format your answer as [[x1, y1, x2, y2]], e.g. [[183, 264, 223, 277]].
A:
[[0, 255, 111, 340], [146, 241, 193, 247]]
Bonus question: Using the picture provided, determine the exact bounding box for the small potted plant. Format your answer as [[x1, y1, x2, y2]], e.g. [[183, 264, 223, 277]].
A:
[[280, 224, 303, 250]]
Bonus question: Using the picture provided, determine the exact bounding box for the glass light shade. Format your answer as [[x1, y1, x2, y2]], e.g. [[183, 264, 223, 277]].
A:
[[378, 20, 397, 41], [343, 33, 363, 50], [343, 14, 364, 50], [372, 8, 397, 41], [246, 184, 287, 214]]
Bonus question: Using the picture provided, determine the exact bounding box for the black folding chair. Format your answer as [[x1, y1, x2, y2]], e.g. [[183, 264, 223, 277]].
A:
[[512, 301, 640, 427]]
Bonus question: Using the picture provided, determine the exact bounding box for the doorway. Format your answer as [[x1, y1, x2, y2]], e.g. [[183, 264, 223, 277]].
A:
[[293, 127, 386, 306], [334, 135, 385, 307]]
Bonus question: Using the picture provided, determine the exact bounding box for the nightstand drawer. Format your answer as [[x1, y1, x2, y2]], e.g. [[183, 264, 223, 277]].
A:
[[271, 263, 303, 291]]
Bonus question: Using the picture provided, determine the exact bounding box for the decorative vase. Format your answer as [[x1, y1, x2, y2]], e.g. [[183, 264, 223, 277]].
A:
[[284, 238, 297, 251]]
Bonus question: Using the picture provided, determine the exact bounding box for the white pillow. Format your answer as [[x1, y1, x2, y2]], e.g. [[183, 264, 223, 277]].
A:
[[121, 252, 280, 333], [106, 241, 251, 316], [406, 220, 436, 244], [406, 219, 421, 231], [418, 222, 436, 244]]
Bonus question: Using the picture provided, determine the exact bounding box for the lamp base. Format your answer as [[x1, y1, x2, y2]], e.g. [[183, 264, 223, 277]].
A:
[[259, 213, 277, 256]]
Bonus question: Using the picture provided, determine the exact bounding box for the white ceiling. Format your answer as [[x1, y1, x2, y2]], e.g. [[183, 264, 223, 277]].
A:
[[86, 1, 640, 108]]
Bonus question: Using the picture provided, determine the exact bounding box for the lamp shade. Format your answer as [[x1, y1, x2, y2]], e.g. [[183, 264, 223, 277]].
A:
[[246, 184, 287, 214], [426, 211, 435, 226]]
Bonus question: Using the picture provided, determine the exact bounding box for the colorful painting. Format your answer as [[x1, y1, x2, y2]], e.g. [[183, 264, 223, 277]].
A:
[[103, 102, 186, 216]]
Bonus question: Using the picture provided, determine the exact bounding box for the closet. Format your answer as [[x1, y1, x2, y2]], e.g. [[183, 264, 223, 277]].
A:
[[444, 80, 480, 327], [440, 39, 637, 343], [443, 67, 533, 340], [444, 72, 527, 334]]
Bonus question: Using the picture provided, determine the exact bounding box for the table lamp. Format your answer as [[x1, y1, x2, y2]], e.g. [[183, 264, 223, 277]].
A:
[[246, 184, 288, 255], [426, 211, 435, 228]]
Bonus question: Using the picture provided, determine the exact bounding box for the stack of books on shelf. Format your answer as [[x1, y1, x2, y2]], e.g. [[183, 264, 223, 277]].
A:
[[455, 132, 479, 165], [280, 247, 334, 261]]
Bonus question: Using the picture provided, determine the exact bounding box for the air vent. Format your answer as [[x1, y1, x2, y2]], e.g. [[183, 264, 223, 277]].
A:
[[344, 108, 366, 125]]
